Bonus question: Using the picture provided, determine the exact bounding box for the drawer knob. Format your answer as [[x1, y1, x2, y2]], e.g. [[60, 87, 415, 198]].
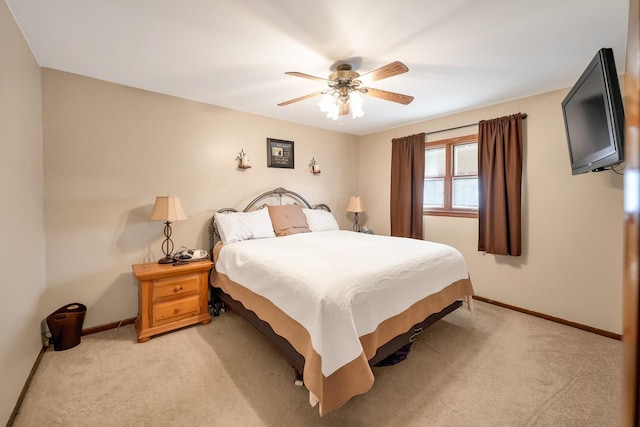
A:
[[174, 307, 181, 314], [173, 285, 183, 292]]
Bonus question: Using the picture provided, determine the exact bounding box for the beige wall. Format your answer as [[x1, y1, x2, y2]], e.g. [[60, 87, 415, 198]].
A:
[[358, 89, 624, 334], [0, 1, 46, 423], [41, 69, 359, 329]]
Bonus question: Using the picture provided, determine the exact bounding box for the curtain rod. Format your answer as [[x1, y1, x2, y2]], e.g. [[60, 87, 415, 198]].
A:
[[425, 113, 528, 136]]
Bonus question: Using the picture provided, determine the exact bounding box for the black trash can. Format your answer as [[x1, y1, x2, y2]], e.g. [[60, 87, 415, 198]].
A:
[[46, 303, 87, 351]]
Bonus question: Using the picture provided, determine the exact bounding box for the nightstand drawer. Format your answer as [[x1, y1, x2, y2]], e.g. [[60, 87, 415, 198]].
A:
[[153, 295, 200, 326], [153, 275, 199, 300]]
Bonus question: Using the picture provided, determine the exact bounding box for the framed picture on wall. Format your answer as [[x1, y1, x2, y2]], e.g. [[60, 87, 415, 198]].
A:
[[267, 138, 294, 169]]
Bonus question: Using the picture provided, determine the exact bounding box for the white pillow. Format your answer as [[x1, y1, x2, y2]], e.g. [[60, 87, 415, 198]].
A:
[[302, 208, 340, 232], [215, 209, 275, 244]]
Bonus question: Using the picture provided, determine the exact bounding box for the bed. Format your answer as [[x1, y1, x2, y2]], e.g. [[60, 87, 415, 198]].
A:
[[208, 187, 474, 415]]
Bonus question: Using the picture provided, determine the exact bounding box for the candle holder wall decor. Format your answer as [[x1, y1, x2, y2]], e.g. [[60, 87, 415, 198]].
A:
[[236, 149, 251, 169], [308, 157, 321, 175]]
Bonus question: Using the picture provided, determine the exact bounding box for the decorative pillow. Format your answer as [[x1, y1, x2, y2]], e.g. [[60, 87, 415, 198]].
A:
[[267, 204, 311, 236], [302, 208, 340, 232], [214, 209, 275, 244]]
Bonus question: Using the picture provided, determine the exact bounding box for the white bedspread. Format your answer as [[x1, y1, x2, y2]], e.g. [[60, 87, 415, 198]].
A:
[[215, 230, 470, 377]]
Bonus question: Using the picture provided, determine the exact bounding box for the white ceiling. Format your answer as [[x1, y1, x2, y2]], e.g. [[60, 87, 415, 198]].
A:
[[6, 0, 630, 136]]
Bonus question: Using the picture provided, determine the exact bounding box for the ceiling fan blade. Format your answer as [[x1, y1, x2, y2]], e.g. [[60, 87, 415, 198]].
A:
[[340, 103, 350, 116], [364, 88, 414, 105], [360, 61, 409, 82], [277, 91, 325, 106], [285, 71, 329, 82]]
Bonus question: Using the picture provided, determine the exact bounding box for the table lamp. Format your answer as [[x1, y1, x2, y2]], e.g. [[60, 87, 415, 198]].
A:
[[347, 196, 366, 232], [150, 196, 187, 264]]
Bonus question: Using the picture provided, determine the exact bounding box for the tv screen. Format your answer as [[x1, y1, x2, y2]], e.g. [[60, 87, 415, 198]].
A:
[[561, 48, 625, 175]]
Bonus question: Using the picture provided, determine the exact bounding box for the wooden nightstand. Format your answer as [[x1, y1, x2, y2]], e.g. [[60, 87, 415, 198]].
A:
[[133, 260, 213, 343]]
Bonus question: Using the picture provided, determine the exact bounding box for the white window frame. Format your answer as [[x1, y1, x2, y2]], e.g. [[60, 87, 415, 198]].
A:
[[424, 134, 479, 218]]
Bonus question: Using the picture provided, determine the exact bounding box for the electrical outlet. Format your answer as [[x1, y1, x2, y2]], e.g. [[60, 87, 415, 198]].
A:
[[41, 332, 52, 347]]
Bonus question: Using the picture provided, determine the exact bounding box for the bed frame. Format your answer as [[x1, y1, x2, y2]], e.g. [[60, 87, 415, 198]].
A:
[[208, 187, 464, 382]]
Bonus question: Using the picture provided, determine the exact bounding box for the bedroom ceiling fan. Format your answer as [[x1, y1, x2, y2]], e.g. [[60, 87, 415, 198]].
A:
[[277, 61, 414, 120]]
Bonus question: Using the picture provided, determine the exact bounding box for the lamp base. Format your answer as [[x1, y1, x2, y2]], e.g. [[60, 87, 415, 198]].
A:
[[353, 212, 361, 232], [158, 257, 174, 264]]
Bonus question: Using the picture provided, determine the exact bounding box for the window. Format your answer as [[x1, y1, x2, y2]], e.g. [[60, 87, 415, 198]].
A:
[[424, 134, 478, 217]]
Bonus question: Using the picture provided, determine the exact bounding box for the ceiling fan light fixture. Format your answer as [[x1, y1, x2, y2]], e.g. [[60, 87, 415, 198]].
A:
[[317, 88, 364, 120], [280, 61, 412, 119], [327, 104, 340, 120], [318, 93, 334, 112], [318, 93, 340, 120], [350, 91, 364, 119], [318, 92, 340, 120]]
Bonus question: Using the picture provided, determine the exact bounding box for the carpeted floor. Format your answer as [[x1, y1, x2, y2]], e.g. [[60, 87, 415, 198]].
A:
[[12, 300, 621, 426]]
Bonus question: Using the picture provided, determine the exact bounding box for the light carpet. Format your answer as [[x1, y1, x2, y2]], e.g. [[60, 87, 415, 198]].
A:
[[12, 300, 621, 426]]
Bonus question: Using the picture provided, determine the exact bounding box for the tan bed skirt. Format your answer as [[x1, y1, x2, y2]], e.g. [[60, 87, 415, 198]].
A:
[[211, 269, 473, 415]]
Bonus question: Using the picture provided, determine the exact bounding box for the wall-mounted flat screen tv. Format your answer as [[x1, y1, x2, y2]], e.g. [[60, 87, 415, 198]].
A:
[[561, 47, 625, 175]]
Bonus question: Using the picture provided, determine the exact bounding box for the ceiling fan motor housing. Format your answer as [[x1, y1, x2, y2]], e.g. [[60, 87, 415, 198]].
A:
[[328, 64, 362, 92], [329, 64, 360, 86]]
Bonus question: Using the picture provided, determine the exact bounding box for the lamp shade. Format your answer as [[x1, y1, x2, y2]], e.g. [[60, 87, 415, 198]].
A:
[[149, 196, 187, 222], [346, 196, 366, 213]]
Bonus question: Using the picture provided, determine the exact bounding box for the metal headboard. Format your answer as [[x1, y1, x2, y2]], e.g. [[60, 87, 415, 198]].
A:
[[208, 187, 331, 251]]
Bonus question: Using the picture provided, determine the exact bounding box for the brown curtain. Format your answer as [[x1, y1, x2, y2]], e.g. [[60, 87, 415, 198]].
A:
[[478, 114, 523, 256], [390, 133, 425, 239]]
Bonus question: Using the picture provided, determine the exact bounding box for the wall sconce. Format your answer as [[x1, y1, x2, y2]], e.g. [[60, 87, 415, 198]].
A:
[[308, 157, 321, 175], [236, 149, 251, 169]]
